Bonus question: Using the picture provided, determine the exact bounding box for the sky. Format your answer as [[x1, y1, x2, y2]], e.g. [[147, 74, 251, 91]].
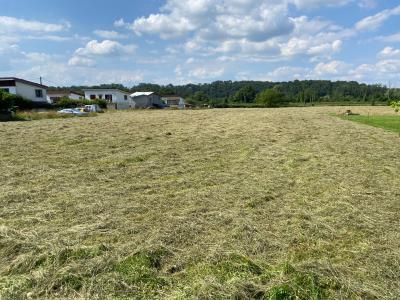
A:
[[0, 0, 400, 87]]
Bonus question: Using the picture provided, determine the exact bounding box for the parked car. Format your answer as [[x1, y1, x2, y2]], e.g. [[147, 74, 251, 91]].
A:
[[76, 104, 102, 113], [57, 109, 88, 116]]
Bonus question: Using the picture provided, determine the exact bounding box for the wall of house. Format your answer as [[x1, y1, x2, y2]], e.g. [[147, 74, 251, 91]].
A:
[[15, 81, 47, 102], [132, 95, 151, 108], [133, 94, 164, 108], [84, 90, 133, 109], [70, 93, 83, 100]]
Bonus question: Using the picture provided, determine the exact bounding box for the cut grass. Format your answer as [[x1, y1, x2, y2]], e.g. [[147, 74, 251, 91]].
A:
[[12, 111, 97, 121], [340, 114, 400, 134], [0, 106, 399, 299]]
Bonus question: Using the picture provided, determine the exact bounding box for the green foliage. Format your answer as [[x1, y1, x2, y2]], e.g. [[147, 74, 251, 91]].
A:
[[233, 85, 257, 103], [390, 100, 400, 112], [49, 80, 392, 105], [189, 91, 210, 104], [256, 88, 285, 107], [0, 90, 34, 111]]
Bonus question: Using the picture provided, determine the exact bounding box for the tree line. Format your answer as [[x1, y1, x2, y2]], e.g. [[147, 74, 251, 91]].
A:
[[49, 80, 399, 107]]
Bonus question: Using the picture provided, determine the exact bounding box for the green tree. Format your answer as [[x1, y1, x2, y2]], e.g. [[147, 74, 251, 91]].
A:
[[256, 89, 285, 107], [233, 86, 257, 103], [191, 91, 209, 104]]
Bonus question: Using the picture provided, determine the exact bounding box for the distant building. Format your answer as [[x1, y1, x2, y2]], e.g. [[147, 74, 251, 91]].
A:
[[130, 92, 165, 108], [161, 95, 186, 109], [47, 91, 84, 104], [0, 77, 47, 102], [83, 89, 133, 110]]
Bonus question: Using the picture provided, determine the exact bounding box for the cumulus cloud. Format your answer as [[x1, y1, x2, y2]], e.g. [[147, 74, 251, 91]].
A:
[[94, 30, 128, 39], [375, 33, 400, 43], [130, 0, 294, 41], [313, 60, 350, 75], [356, 5, 400, 31], [0, 16, 70, 32], [378, 47, 400, 59], [68, 40, 137, 68], [74, 40, 136, 56], [290, 0, 351, 10], [68, 56, 95, 67]]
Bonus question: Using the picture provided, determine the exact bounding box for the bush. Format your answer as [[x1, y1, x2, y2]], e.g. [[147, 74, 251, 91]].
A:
[[0, 90, 51, 110], [256, 89, 286, 107], [0, 90, 30, 111], [390, 101, 400, 112]]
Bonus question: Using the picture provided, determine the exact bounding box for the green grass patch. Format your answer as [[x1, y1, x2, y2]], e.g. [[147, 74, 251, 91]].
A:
[[340, 115, 400, 133]]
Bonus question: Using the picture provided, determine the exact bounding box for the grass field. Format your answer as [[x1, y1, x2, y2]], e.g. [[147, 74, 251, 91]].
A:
[[1, 107, 399, 299], [340, 114, 400, 134]]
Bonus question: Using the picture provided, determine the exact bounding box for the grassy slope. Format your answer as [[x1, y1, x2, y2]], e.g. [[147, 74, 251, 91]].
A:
[[340, 115, 400, 134], [0, 107, 399, 299]]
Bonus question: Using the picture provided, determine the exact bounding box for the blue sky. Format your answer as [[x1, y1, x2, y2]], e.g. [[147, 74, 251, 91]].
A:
[[0, 0, 400, 87]]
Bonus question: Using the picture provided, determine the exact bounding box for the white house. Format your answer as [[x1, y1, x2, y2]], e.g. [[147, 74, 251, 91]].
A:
[[83, 89, 133, 110], [130, 92, 165, 108], [47, 91, 84, 103], [0, 77, 47, 102], [161, 95, 186, 109]]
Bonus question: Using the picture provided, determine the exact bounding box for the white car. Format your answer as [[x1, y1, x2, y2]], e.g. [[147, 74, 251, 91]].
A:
[[57, 109, 88, 116]]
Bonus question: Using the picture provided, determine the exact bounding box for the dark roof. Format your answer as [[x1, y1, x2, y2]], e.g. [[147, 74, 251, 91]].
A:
[[0, 77, 47, 89], [82, 88, 131, 95], [162, 95, 184, 99], [47, 90, 84, 96]]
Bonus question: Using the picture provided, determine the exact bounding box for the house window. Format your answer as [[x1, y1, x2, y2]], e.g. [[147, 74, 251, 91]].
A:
[[35, 89, 43, 98], [90, 94, 96, 100], [124, 95, 128, 100], [105, 94, 113, 102], [1, 88, 9, 93]]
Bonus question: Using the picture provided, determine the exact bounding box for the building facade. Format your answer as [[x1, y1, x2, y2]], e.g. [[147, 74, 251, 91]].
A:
[[47, 91, 84, 104], [0, 77, 47, 102], [83, 89, 133, 110], [130, 92, 165, 108], [161, 95, 186, 109]]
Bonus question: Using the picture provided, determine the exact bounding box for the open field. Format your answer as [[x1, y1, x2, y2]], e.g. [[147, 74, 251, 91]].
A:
[[340, 114, 400, 134], [1, 107, 399, 299]]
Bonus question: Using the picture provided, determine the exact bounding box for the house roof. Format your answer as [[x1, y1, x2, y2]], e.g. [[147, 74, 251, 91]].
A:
[[47, 90, 83, 96], [162, 95, 184, 100], [82, 88, 131, 95], [131, 92, 154, 97], [0, 77, 47, 89]]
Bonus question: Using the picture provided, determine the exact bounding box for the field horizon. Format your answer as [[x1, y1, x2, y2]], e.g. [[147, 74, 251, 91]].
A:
[[1, 106, 399, 299]]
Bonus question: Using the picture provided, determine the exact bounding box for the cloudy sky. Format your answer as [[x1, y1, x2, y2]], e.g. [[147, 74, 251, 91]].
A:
[[0, 0, 400, 87]]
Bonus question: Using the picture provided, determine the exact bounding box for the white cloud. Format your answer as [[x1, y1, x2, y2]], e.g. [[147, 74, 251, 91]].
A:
[[75, 40, 136, 56], [313, 60, 350, 75], [290, 0, 351, 10], [358, 0, 377, 9], [356, 5, 400, 31], [375, 33, 400, 43], [130, 0, 294, 41], [68, 40, 137, 69], [68, 56, 95, 67], [262, 66, 309, 81], [0, 16, 69, 32], [94, 30, 128, 39], [378, 47, 400, 59]]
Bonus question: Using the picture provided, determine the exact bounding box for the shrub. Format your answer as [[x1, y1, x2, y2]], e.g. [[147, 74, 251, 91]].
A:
[[390, 101, 400, 112], [0, 90, 50, 111], [256, 89, 286, 107]]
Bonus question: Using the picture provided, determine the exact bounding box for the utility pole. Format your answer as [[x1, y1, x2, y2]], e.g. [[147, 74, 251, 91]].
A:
[[40, 77, 43, 85]]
